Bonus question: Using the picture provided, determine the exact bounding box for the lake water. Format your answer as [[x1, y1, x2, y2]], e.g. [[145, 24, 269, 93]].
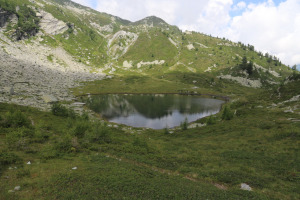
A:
[[83, 94, 224, 129]]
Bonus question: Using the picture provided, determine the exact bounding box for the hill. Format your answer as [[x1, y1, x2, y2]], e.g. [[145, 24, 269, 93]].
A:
[[0, 0, 299, 199]]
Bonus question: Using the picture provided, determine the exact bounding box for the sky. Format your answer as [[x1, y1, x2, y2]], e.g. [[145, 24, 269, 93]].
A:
[[72, 0, 300, 66]]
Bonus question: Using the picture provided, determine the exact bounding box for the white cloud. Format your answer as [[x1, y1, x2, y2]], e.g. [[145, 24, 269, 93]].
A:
[[190, 0, 233, 35], [93, 0, 211, 26], [225, 0, 300, 66], [233, 1, 246, 10]]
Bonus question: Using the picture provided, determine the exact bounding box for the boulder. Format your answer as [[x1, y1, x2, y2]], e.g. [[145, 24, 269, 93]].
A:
[[240, 183, 252, 191], [42, 94, 58, 104]]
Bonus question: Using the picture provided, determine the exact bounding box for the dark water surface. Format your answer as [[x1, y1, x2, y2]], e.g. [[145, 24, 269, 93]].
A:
[[84, 94, 224, 129]]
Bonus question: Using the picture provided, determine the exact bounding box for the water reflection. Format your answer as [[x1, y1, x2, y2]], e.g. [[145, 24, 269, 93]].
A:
[[83, 94, 224, 129]]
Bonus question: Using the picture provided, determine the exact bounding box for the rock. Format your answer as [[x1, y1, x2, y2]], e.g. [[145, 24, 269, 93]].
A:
[[187, 44, 195, 50], [42, 95, 58, 104], [14, 186, 21, 191], [9, 87, 15, 95], [240, 183, 252, 191], [36, 12, 42, 17], [72, 102, 86, 106], [123, 60, 132, 68], [39, 10, 68, 35], [137, 60, 165, 68], [0, 9, 12, 27]]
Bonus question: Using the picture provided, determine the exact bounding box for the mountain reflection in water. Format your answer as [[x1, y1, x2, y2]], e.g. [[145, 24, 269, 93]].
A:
[[83, 94, 224, 129]]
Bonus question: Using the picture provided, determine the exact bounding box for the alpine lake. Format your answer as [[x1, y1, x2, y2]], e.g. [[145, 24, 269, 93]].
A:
[[82, 94, 224, 129]]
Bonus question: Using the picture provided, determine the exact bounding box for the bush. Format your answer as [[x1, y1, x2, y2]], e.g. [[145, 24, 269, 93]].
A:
[[5, 128, 34, 150], [51, 103, 69, 117], [164, 127, 170, 134], [222, 105, 234, 120], [15, 5, 40, 39], [2, 110, 31, 128], [180, 118, 188, 130], [207, 115, 216, 125], [0, 151, 21, 166], [54, 134, 73, 153], [51, 103, 78, 119], [86, 122, 111, 143], [73, 120, 90, 138]]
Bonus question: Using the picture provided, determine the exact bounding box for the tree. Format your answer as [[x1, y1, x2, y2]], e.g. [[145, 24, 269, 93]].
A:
[[292, 65, 297, 71], [246, 60, 253, 75], [239, 56, 253, 75], [242, 56, 247, 67]]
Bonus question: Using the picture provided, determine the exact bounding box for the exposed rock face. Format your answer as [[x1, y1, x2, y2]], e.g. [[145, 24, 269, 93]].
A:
[[137, 60, 165, 68], [0, 9, 12, 27], [38, 10, 68, 35], [108, 31, 138, 59], [187, 44, 195, 50], [218, 75, 262, 88]]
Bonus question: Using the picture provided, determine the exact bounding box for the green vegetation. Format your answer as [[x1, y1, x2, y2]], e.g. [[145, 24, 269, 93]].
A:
[[0, 0, 40, 39]]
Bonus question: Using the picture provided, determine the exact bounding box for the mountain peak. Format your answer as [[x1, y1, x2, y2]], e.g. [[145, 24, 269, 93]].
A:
[[132, 15, 168, 27]]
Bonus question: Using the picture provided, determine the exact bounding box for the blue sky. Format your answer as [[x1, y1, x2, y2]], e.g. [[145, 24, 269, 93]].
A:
[[73, 0, 300, 66], [230, 0, 284, 16]]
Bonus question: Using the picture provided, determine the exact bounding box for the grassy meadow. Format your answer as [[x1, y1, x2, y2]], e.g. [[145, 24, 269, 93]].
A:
[[1, 76, 299, 199]]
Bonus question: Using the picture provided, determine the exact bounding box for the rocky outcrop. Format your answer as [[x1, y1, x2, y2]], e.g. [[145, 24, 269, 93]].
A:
[[37, 10, 68, 35], [0, 10, 10, 27], [218, 75, 262, 88], [0, 9, 15, 28], [108, 31, 138, 59], [137, 60, 165, 68]]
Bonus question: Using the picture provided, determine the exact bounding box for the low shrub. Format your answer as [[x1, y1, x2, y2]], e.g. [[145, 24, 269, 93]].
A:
[[73, 120, 90, 138], [222, 105, 234, 120], [54, 134, 73, 153], [85, 122, 111, 143], [51, 103, 69, 117], [5, 127, 35, 150], [2, 110, 31, 128], [207, 115, 216, 125], [180, 118, 188, 130], [0, 151, 21, 166]]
